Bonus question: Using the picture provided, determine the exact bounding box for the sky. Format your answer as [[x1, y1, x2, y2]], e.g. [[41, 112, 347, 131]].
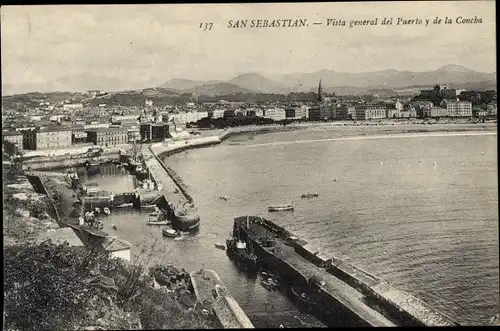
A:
[[1, 1, 496, 89]]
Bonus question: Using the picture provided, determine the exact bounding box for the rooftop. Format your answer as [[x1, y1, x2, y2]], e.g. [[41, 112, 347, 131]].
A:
[[86, 127, 128, 133], [103, 236, 132, 252], [2, 131, 22, 136]]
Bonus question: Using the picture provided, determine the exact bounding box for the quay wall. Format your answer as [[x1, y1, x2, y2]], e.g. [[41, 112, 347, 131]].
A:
[[22, 151, 120, 170]]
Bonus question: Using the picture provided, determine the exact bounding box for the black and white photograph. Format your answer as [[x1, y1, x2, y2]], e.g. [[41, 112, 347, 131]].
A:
[[2, 1, 498, 329]]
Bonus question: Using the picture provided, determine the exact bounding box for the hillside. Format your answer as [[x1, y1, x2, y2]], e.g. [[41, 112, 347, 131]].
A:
[[186, 82, 254, 96], [159, 78, 221, 90], [228, 73, 289, 94], [271, 65, 495, 91], [86, 88, 193, 106]]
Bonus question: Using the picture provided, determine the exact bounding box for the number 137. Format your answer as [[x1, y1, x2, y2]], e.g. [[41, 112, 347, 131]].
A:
[[199, 22, 213, 31]]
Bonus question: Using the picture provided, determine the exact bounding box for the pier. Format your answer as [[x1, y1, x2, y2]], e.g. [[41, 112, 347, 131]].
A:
[[143, 145, 200, 231], [232, 216, 461, 327], [190, 269, 254, 329]]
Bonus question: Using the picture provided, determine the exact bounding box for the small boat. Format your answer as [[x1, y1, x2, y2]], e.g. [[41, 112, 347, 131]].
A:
[[116, 203, 133, 208], [142, 204, 157, 211], [112, 224, 117, 230], [259, 272, 279, 291], [219, 195, 228, 201], [268, 203, 294, 212], [146, 220, 171, 226], [291, 286, 316, 305], [214, 243, 226, 250], [103, 207, 111, 215], [301, 193, 318, 199], [162, 228, 182, 238], [149, 211, 161, 217], [94, 207, 101, 214]]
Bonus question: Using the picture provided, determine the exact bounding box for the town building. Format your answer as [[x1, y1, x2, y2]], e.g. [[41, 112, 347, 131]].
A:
[[111, 115, 139, 125], [87, 90, 104, 98], [63, 103, 84, 111], [263, 107, 286, 121], [487, 102, 497, 116], [86, 127, 128, 147], [354, 104, 387, 120], [334, 105, 350, 120], [441, 100, 472, 117], [23, 127, 72, 150], [307, 106, 322, 121], [430, 107, 448, 118], [440, 87, 457, 100], [127, 127, 141, 143], [2, 131, 24, 152], [395, 101, 404, 111], [71, 126, 89, 145], [139, 123, 170, 142], [83, 123, 110, 130]]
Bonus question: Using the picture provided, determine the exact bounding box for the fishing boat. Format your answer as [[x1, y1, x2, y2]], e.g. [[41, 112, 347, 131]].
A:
[[214, 243, 226, 250], [301, 193, 319, 199], [259, 272, 279, 291], [146, 214, 170, 226], [162, 228, 182, 238], [226, 226, 258, 269], [103, 207, 111, 215], [268, 203, 294, 212]]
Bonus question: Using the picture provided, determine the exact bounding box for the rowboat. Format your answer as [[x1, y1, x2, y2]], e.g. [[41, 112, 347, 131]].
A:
[[268, 203, 294, 212], [162, 228, 182, 238], [301, 193, 318, 199]]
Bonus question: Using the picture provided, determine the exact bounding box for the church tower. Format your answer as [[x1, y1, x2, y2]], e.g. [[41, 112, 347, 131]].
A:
[[317, 79, 323, 102]]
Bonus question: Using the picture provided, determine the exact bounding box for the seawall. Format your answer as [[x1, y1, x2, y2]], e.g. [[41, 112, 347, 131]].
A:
[[190, 269, 254, 329]]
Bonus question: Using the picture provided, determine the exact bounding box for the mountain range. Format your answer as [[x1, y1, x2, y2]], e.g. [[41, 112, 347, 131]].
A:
[[2, 65, 496, 96]]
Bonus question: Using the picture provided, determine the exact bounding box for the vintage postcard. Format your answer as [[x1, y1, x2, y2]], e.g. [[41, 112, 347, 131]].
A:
[[2, 2, 497, 329]]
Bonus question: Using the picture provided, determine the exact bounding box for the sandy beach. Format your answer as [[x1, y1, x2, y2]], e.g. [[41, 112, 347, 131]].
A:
[[196, 120, 497, 140]]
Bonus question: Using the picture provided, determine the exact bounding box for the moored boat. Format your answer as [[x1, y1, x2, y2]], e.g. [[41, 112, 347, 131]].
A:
[[162, 228, 182, 238], [259, 271, 279, 291], [268, 203, 294, 212], [291, 285, 316, 305], [103, 207, 111, 215], [301, 193, 319, 199]]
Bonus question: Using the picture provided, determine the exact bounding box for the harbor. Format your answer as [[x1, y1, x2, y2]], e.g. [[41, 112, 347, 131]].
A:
[[16, 129, 497, 328]]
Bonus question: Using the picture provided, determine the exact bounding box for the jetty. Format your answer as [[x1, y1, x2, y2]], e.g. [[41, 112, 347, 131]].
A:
[[143, 145, 200, 231], [231, 216, 461, 327], [190, 268, 254, 329]]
